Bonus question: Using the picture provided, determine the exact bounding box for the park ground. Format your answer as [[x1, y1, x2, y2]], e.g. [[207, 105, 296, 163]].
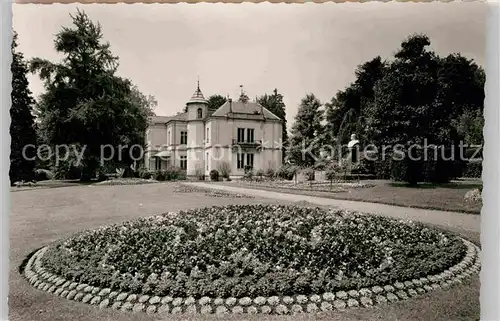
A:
[[10, 182, 479, 321]]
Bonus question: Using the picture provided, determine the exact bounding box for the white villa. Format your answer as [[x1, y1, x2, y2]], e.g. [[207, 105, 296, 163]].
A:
[[144, 83, 283, 178]]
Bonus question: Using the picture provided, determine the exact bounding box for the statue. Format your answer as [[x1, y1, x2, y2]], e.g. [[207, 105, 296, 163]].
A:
[[347, 134, 360, 164], [347, 134, 359, 149]]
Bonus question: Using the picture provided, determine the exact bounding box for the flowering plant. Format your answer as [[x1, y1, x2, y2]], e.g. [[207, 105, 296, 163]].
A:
[[42, 204, 465, 299]]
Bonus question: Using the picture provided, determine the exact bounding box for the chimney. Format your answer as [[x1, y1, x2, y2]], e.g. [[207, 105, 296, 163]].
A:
[[228, 98, 233, 113]]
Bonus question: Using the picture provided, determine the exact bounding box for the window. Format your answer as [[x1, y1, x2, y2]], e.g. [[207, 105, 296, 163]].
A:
[[197, 108, 203, 119], [237, 153, 244, 169], [247, 128, 255, 143], [206, 153, 209, 170], [206, 128, 209, 143], [167, 131, 170, 145], [180, 131, 187, 145], [246, 153, 254, 168], [237, 128, 245, 143], [236, 153, 254, 170], [180, 156, 187, 170]]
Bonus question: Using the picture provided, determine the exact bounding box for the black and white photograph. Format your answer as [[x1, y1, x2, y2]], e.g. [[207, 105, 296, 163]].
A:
[[8, 2, 486, 320]]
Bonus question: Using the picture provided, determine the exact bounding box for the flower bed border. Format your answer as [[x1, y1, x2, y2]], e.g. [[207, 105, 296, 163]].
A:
[[173, 184, 255, 198], [23, 237, 480, 315], [232, 180, 372, 194]]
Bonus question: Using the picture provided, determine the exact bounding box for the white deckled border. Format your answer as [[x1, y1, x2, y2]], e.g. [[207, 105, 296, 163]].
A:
[[23, 238, 480, 315]]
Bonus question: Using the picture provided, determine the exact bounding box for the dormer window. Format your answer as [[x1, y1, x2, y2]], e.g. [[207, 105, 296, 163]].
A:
[[197, 108, 203, 119]]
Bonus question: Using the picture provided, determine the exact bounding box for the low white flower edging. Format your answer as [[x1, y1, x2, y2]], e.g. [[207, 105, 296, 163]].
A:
[[23, 238, 480, 315]]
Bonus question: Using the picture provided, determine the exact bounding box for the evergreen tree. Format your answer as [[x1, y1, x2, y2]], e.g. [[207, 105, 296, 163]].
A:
[[257, 88, 288, 160], [288, 94, 323, 166], [10, 31, 37, 185]]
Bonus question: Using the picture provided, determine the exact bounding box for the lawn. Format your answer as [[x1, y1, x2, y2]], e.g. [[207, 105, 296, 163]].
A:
[[10, 183, 479, 321], [219, 179, 482, 214]]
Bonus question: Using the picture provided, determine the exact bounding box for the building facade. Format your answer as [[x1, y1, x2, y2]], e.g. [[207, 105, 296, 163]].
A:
[[144, 83, 283, 177]]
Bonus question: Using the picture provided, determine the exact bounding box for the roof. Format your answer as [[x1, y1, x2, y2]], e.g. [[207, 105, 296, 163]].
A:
[[149, 113, 187, 125], [211, 101, 282, 121], [170, 112, 188, 121], [149, 115, 172, 124], [186, 81, 208, 105]]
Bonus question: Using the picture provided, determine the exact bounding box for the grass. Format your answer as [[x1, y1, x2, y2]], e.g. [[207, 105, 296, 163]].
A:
[[10, 183, 479, 321], [216, 180, 482, 214]]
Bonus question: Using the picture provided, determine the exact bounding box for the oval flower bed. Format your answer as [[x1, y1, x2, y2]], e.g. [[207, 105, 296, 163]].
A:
[[23, 204, 480, 314]]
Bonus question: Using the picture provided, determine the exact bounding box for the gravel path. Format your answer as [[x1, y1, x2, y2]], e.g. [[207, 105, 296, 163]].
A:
[[188, 182, 480, 233]]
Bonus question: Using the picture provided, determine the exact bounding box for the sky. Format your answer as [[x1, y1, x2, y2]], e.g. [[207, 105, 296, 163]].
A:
[[13, 2, 486, 128]]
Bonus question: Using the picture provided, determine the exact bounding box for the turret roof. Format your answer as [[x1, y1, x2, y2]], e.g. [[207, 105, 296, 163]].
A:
[[186, 80, 207, 105]]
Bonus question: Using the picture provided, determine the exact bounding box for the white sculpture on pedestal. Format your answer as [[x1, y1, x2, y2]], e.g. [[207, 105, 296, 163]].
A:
[[347, 134, 359, 149], [347, 134, 360, 164]]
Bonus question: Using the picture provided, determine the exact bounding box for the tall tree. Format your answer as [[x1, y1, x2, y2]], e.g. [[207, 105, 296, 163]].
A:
[[365, 34, 484, 183], [257, 88, 288, 160], [129, 85, 157, 117], [10, 31, 37, 185], [30, 10, 150, 180], [288, 94, 323, 166], [324, 56, 386, 145], [207, 94, 227, 111]]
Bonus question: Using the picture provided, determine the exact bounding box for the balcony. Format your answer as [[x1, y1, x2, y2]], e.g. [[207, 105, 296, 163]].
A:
[[232, 139, 262, 151]]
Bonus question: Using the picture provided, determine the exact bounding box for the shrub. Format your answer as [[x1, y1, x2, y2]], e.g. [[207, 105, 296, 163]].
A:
[[325, 163, 340, 182], [351, 159, 373, 175], [276, 164, 297, 180], [210, 169, 220, 181], [153, 170, 166, 181], [255, 169, 264, 179], [243, 167, 254, 181], [194, 167, 205, 181], [96, 171, 108, 182], [462, 161, 482, 178], [374, 159, 392, 180], [138, 168, 153, 179], [217, 161, 231, 179], [302, 167, 315, 181], [34, 168, 54, 181], [116, 168, 126, 178], [390, 158, 421, 185], [388, 147, 460, 184], [53, 160, 83, 180], [265, 168, 275, 179], [313, 161, 327, 171], [165, 167, 185, 181]]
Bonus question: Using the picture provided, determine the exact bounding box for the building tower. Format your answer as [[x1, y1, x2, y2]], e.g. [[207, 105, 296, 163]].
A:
[[186, 80, 208, 177]]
